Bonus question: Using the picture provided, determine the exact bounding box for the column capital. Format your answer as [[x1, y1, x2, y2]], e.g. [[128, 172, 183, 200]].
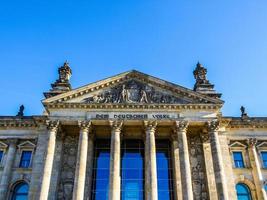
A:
[[46, 120, 60, 132], [78, 120, 92, 132], [143, 120, 157, 132], [247, 138, 257, 147], [109, 120, 123, 132], [175, 120, 189, 132], [206, 120, 220, 132]]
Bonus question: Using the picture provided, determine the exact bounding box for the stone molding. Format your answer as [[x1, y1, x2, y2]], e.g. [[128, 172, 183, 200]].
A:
[[43, 102, 221, 111]]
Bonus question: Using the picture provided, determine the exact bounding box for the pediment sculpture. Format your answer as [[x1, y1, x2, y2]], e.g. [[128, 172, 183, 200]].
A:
[[82, 80, 189, 104]]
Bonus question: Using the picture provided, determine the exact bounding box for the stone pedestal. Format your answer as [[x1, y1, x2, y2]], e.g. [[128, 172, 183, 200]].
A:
[[39, 121, 59, 200], [175, 121, 193, 200], [109, 120, 123, 200], [0, 139, 17, 200], [72, 121, 91, 200], [247, 138, 267, 200], [144, 121, 158, 200], [207, 121, 229, 200]]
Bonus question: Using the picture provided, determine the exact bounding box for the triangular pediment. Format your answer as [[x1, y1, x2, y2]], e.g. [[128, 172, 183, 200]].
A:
[[257, 142, 267, 149], [43, 70, 223, 106], [229, 141, 247, 149], [17, 141, 36, 150]]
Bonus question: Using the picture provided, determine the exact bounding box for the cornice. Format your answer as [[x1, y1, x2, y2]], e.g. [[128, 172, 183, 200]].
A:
[[223, 117, 267, 129], [0, 116, 47, 128], [43, 102, 222, 110]]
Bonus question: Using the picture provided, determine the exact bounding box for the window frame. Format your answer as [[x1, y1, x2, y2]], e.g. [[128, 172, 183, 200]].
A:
[[19, 150, 33, 168], [17, 141, 36, 169], [232, 151, 246, 168], [236, 183, 252, 200], [260, 151, 267, 169], [10, 181, 29, 200], [0, 141, 8, 167], [229, 141, 248, 169], [256, 142, 267, 169]]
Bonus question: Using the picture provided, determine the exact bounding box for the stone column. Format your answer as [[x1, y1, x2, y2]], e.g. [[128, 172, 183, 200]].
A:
[[39, 120, 59, 200], [72, 121, 92, 200], [201, 132, 218, 200], [0, 139, 17, 200], [175, 121, 193, 200], [171, 133, 183, 200], [109, 120, 123, 200], [247, 138, 267, 200], [86, 131, 95, 200], [207, 120, 229, 200], [144, 121, 158, 200]]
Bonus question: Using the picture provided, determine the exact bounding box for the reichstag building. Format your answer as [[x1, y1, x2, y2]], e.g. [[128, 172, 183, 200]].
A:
[[0, 62, 266, 200]]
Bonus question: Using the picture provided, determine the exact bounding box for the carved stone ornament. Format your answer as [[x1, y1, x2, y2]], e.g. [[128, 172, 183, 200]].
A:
[[247, 138, 257, 147], [143, 120, 157, 132], [206, 120, 220, 132], [46, 120, 60, 131], [175, 120, 189, 132], [200, 133, 210, 143], [82, 79, 189, 104], [189, 134, 209, 200], [58, 136, 78, 200], [109, 120, 123, 132]]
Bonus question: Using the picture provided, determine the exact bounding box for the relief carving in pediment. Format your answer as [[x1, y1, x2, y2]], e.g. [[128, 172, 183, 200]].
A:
[[82, 79, 189, 104]]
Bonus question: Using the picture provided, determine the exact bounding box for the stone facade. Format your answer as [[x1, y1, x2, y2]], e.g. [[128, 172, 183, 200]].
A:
[[0, 62, 267, 200]]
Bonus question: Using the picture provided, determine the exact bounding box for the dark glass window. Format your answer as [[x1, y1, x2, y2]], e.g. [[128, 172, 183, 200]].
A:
[[91, 140, 110, 200], [236, 183, 252, 200], [233, 152, 245, 168], [19, 151, 32, 168], [11, 182, 29, 200], [0, 151, 3, 164], [156, 140, 174, 200], [121, 140, 144, 200], [261, 152, 267, 168]]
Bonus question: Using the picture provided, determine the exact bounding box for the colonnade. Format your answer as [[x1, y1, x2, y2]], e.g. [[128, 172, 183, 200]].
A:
[[38, 120, 228, 200]]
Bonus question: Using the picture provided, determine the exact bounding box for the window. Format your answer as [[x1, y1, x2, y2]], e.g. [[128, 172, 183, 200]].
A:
[[156, 140, 174, 200], [91, 140, 110, 200], [233, 152, 245, 168], [0, 150, 3, 164], [19, 151, 32, 168], [121, 140, 144, 200], [236, 183, 252, 200], [261, 152, 267, 168], [11, 182, 29, 200]]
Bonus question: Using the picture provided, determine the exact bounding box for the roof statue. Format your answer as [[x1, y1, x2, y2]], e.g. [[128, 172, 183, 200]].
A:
[[241, 106, 249, 120], [193, 62, 221, 99], [16, 105, 24, 117], [44, 61, 72, 98]]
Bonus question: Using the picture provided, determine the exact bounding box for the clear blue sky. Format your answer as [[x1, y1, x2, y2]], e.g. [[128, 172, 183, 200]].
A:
[[0, 0, 266, 117]]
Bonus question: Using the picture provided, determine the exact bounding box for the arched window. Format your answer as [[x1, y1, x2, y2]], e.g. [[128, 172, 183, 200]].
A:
[[11, 182, 29, 200], [236, 183, 252, 200]]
